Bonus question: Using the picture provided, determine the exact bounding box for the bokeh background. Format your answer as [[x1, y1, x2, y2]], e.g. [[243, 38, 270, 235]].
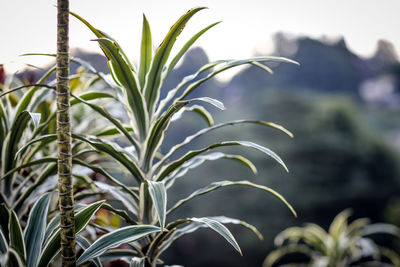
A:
[[2, 1, 400, 266]]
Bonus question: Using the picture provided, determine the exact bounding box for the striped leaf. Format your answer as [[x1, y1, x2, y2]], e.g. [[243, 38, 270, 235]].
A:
[[191, 217, 242, 255], [94, 37, 148, 139], [171, 104, 214, 126], [76, 235, 102, 267], [143, 7, 206, 115], [76, 225, 160, 265], [164, 152, 257, 188], [154, 60, 227, 117], [166, 21, 221, 76], [153, 120, 292, 172], [143, 97, 225, 172], [147, 181, 167, 229], [167, 180, 296, 217], [155, 140, 288, 182], [9, 211, 25, 261], [175, 56, 299, 101], [73, 134, 144, 183], [24, 192, 51, 267]]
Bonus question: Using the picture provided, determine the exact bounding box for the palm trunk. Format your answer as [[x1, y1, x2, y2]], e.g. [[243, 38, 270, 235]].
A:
[[56, 0, 76, 266]]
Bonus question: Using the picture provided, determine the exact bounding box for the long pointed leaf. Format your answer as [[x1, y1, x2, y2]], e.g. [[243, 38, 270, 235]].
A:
[[73, 134, 144, 183], [95, 38, 148, 139], [191, 217, 242, 255], [76, 225, 160, 265], [176, 56, 299, 101], [147, 181, 167, 229], [168, 180, 296, 217], [166, 21, 221, 76], [9, 211, 26, 261], [76, 235, 101, 267], [156, 140, 288, 182], [24, 192, 51, 267], [143, 7, 206, 115], [153, 120, 292, 172], [143, 97, 225, 171], [138, 14, 153, 88], [164, 152, 257, 188]]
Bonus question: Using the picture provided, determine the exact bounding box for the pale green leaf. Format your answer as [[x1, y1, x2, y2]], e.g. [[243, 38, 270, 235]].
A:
[[24, 192, 51, 267], [147, 181, 167, 229]]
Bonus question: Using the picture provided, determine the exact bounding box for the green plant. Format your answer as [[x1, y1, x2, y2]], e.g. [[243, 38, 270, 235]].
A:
[[67, 7, 298, 266], [0, 192, 104, 267], [264, 209, 400, 267]]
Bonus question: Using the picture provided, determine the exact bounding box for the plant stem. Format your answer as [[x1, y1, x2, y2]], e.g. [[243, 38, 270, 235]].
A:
[[57, 0, 76, 266]]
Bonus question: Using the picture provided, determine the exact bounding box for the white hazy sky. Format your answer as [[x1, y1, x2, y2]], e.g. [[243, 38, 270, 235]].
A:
[[1, 0, 400, 75]]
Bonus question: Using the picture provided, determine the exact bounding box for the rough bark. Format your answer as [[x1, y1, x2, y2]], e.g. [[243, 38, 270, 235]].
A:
[[57, 0, 76, 266]]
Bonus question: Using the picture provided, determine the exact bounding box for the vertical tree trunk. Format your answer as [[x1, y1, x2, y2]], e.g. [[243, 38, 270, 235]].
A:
[[56, 0, 76, 266]]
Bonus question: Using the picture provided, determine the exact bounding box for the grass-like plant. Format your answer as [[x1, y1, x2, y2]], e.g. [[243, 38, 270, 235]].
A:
[[65, 7, 299, 266], [264, 209, 400, 267]]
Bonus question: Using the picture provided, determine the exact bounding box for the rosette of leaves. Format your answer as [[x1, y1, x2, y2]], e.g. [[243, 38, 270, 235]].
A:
[[69, 7, 299, 267], [264, 209, 400, 267]]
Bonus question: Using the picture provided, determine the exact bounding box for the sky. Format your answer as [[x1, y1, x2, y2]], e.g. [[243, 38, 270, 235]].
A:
[[1, 0, 400, 77]]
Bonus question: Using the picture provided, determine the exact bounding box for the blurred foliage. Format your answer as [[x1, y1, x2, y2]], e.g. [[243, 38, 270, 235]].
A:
[[264, 209, 400, 267]]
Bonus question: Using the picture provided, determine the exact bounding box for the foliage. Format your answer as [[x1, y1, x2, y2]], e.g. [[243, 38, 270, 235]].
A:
[[264, 209, 400, 267], [0, 192, 103, 267], [65, 7, 298, 267]]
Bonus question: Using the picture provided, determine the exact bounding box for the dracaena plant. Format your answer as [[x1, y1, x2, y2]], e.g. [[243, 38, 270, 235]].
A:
[[0, 67, 132, 266], [67, 7, 299, 267], [264, 209, 400, 267]]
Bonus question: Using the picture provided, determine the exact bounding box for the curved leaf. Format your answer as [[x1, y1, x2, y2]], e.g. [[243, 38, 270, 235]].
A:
[[95, 181, 138, 216], [76, 235, 101, 267], [164, 152, 257, 188], [73, 134, 144, 183], [1, 110, 42, 197], [143, 97, 225, 172], [24, 192, 51, 267], [154, 60, 227, 117], [76, 225, 160, 265], [156, 140, 288, 182], [171, 104, 214, 126], [153, 120, 293, 172], [9, 211, 25, 261], [95, 38, 148, 139], [176, 56, 299, 101], [71, 93, 140, 151], [6, 248, 24, 267], [168, 180, 296, 217], [191, 217, 242, 255], [166, 21, 221, 76]]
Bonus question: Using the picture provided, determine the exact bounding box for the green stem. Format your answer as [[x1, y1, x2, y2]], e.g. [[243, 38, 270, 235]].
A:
[[57, 0, 76, 266]]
